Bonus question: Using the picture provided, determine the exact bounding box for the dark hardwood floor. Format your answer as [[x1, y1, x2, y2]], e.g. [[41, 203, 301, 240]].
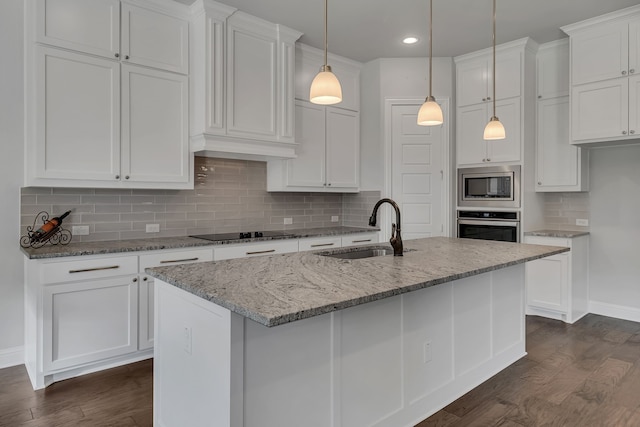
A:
[[1, 314, 639, 426]]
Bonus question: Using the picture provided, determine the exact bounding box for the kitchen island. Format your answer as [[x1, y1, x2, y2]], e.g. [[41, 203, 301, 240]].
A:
[[146, 237, 567, 427]]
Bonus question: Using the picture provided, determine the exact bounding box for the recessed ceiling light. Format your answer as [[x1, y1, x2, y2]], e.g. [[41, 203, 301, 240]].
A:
[[403, 37, 419, 44]]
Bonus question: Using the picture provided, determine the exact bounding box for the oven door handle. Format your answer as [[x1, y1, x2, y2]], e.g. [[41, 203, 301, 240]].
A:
[[457, 219, 520, 227]]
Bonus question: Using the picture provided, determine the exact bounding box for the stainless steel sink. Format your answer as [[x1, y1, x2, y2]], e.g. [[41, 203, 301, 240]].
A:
[[323, 247, 393, 260]]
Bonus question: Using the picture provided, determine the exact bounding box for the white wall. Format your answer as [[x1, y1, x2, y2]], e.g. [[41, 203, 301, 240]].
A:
[[588, 144, 640, 321], [0, 0, 25, 367], [360, 57, 454, 191]]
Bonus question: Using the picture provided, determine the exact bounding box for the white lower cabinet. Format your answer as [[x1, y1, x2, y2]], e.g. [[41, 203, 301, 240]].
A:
[[298, 236, 342, 252], [213, 240, 299, 261], [525, 234, 589, 323], [43, 275, 139, 372], [342, 232, 380, 247]]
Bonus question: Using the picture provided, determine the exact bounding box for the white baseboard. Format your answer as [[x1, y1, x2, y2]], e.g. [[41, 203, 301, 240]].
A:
[[589, 301, 640, 323], [0, 346, 24, 369]]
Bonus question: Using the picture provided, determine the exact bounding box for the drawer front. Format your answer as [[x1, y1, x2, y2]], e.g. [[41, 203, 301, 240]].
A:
[[213, 240, 299, 261], [298, 236, 342, 252], [341, 232, 380, 247], [524, 236, 571, 248], [139, 248, 214, 271], [40, 255, 139, 284]]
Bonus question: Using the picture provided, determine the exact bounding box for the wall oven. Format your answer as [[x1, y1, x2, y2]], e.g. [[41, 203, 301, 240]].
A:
[[457, 211, 520, 243], [458, 165, 520, 208]]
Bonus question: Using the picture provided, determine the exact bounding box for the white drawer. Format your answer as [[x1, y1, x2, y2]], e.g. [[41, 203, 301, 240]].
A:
[[40, 255, 139, 284], [139, 248, 214, 271], [298, 236, 342, 252], [524, 236, 571, 248], [213, 240, 299, 261], [341, 232, 379, 247]]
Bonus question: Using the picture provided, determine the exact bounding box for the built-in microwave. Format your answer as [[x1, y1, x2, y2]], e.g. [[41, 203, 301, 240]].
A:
[[457, 165, 520, 208]]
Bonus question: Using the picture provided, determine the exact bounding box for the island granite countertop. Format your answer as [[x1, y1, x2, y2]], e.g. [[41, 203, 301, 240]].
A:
[[146, 237, 569, 327], [21, 226, 378, 259]]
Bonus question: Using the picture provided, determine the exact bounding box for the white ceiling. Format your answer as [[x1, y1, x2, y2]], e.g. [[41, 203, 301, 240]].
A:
[[176, 0, 640, 63]]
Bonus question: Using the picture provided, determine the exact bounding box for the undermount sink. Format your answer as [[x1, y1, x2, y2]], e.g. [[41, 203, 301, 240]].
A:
[[320, 245, 412, 260]]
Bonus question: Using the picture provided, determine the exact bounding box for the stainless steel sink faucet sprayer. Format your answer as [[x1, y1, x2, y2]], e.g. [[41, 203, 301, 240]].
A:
[[368, 198, 403, 256]]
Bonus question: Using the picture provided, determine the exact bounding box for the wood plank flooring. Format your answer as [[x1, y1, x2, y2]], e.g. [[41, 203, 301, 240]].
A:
[[0, 314, 639, 426]]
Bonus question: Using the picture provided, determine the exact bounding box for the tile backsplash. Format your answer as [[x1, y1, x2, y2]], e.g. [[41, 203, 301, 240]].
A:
[[21, 157, 381, 243], [542, 192, 590, 231]]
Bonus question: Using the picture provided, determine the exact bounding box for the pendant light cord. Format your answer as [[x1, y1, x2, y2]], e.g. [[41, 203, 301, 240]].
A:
[[492, 0, 496, 117], [324, 0, 328, 67], [428, 0, 433, 97]]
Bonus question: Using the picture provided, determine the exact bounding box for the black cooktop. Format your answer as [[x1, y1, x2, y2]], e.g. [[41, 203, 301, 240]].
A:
[[190, 231, 294, 242]]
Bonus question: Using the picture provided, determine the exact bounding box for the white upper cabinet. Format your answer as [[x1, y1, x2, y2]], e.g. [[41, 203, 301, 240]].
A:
[[190, 2, 302, 160], [455, 38, 535, 167], [121, 2, 189, 74], [562, 5, 640, 145], [456, 49, 521, 107], [26, 0, 193, 189], [535, 40, 588, 192], [35, 0, 120, 59]]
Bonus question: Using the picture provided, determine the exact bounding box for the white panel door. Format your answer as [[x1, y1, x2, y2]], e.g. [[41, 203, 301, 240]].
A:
[[494, 49, 522, 101], [456, 104, 488, 166], [121, 64, 189, 184], [526, 254, 569, 312], [36, 0, 120, 59], [286, 101, 326, 188], [121, 3, 189, 74], [35, 46, 120, 181], [226, 17, 277, 139], [537, 97, 578, 187], [326, 107, 359, 189], [572, 79, 628, 141], [487, 98, 521, 163], [571, 21, 629, 85], [628, 74, 640, 136], [456, 59, 489, 107], [43, 276, 138, 372], [391, 104, 444, 240]]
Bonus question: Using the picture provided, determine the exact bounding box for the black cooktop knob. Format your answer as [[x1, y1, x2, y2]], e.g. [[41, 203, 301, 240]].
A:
[[254, 231, 263, 238], [239, 232, 251, 239]]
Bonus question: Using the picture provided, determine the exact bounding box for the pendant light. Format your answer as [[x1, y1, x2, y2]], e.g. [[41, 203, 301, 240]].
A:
[[310, 0, 342, 105], [417, 0, 443, 126], [483, 0, 506, 140]]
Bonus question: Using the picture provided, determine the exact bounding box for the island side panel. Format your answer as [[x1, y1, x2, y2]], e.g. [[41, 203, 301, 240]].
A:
[[154, 280, 243, 427]]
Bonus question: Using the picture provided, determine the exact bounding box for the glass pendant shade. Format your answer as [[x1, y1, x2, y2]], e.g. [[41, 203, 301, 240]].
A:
[[310, 65, 342, 105], [417, 96, 443, 126], [483, 116, 506, 140]]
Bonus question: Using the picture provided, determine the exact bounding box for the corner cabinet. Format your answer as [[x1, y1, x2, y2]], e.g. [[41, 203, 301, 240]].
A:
[[535, 40, 589, 192], [267, 44, 362, 192], [25, 0, 192, 189], [525, 234, 589, 324], [562, 6, 640, 145], [189, 2, 302, 160], [454, 38, 536, 167]]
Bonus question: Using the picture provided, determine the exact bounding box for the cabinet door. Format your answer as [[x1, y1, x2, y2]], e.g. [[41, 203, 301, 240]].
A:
[[121, 64, 189, 184], [456, 104, 489, 166], [630, 20, 640, 79], [36, 0, 120, 59], [526, 254, 568, 312], [628, 74, 640, 136], [43, 276, 138, 372], [537, 41, 569, 99], [35, 46, 120, 181], [571, 79, 628, 142], [537, 97, 580, 188], [486, 98, 521, 163], [121, 3, 189, 74], [138, 276, 155, 350], [494, 50, 522, 101], [571, 21, 629, 85], [326, 108, 359, 189], [456, 59, 489, 107], [226, 14, 278, 140], [286, 101, 326, 188]]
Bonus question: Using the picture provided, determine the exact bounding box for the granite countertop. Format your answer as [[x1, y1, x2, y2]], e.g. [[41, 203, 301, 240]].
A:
[[524, 229, 590, 238], [21, 226, 378, 259], [146, 237, 569, 327]]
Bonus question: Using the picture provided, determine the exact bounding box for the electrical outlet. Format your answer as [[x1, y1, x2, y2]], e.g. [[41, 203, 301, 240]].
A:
[[331, 215, 339, 222], [576, 219, 589, 226], [423, 341, 432, 363], [72, 225, 89, 236], [183, 326, 192, 355], [146, 223, 160, 233], [284, 217, 293, 225]]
